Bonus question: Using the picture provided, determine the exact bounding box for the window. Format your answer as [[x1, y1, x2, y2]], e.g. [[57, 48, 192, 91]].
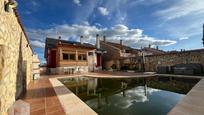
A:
[[70, 54, 75, 60], [63, 53, 75, 60], [88, 52, 94, 56], [125, 50, 130, 53], [78, 54, 87, 61], [63, 53, 69, 60]]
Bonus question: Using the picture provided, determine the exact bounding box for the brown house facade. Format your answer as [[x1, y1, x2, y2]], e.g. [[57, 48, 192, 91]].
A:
[[45, 37, 103, 74]]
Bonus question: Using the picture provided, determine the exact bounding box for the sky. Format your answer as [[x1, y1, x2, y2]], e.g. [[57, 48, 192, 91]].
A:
[[17, 0, 204, 63]]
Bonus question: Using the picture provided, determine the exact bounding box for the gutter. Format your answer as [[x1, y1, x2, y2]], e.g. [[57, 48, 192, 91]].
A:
[[13, 9, 34, 54]]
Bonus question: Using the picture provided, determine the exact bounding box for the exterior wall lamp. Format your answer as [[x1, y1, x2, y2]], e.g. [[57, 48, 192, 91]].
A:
[[26, 43, 30, 47], [5, 0, 18, 12]]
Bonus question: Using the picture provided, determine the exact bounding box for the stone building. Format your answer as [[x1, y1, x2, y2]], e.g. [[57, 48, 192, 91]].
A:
[[44, 36, 104, 74], [0, 0, 33, 114], [144, 49, 204, 73], [100, 37, 143, 71], [100, 36, 166, 71], [141, 45, 166, 56]]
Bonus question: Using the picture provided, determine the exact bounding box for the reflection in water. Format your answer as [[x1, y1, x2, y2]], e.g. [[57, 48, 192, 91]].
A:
[[87, 78, 97, 95], [86, 86, 181, 115], [59, 76, 198, 115]]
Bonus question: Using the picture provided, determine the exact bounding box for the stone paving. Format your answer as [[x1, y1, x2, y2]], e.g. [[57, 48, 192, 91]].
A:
[[168, 78, 204, 115]]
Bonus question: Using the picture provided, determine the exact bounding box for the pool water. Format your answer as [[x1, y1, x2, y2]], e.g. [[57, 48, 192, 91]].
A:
[[59, 77, 199, 115]]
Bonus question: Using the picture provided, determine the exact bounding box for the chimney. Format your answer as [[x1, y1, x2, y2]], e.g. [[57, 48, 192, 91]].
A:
[[120, 40, 123, 46], [156, 46, 159, 50], [58, 36, 61, 44], [96, 34, 100, 49], [80, 35, 83, 44], [103, 35, 106, 42], [148, 44, 151, 48]]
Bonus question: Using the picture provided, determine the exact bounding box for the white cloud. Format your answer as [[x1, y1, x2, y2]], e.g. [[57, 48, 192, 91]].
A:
[[86, 86, 160, 110], [27, 24, 176, 49], [155, 0, 204, 21], [94, 23, 102, 27], [31, 40, 45, 48], [73, 1, 98, 23], [73, 0, 81, 6], [81, 21, 89, 25], [98, 7, 109, 16], [129, 0, 164, 6], [31, 1, 38, 6], [153, 0, 204, 47], [179, 37, 189, 40]]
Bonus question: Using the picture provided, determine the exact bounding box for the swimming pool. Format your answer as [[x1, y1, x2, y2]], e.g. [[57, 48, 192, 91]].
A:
[[59, 76, 199, 115]]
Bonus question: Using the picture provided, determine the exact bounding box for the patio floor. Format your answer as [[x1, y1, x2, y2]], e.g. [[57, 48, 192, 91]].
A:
[[21, 72, 154, 115], [22, 77, 66, 115], [21, 72, 204, 115]]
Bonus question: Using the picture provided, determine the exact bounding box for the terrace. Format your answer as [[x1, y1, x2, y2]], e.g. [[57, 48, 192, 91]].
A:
[[21, 72, 204, 115], [1, 0, 204, 115]]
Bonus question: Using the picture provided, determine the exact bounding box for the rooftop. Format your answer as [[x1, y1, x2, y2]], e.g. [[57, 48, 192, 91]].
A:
[[101, 40, 141, 54], [44, 38, 96, 58], [45, 37, 96, 49], [146, 48, 204, 57]]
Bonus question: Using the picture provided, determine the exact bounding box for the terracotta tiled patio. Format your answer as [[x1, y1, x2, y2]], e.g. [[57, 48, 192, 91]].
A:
[[20, 72, 154, 115], [22, 77, 66, 115], [21, 72, 204, 115]]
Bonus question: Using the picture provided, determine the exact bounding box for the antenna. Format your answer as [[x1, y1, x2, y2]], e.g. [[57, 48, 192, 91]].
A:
[[56, 28, 60, 39]]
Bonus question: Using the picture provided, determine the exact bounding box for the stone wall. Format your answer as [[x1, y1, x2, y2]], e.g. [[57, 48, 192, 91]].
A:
[[0, 0, 33, 114], [100, 41, 121, 70], [144, 49, 204, 72]]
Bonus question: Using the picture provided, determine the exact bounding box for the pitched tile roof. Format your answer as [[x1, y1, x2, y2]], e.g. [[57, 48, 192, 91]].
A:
[[46, 38, 96, 49], [101, 41, 141, 54], [142, 47, 166, 55], [44, 38, 96, 58]]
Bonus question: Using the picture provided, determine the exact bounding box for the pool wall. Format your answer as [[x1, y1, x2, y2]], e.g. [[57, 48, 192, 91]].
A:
[[49, 77, 97, 115]]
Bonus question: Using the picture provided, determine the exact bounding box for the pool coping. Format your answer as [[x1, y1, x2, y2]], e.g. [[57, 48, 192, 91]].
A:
[[49, 76, 98, 115], [168, 78, 204, 115], [49, 73, 204, 115]]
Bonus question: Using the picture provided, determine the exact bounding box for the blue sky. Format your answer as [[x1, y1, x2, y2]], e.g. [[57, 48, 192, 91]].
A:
[[17, 0, 204, 63]]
